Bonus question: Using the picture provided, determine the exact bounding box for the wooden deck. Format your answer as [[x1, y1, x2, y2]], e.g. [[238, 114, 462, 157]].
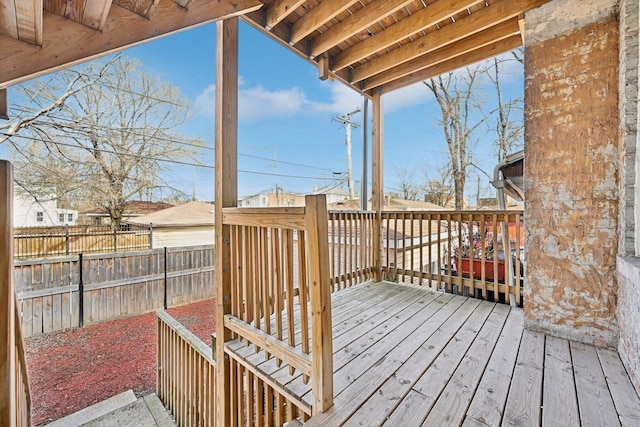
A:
[[226, 281, 640, 426]]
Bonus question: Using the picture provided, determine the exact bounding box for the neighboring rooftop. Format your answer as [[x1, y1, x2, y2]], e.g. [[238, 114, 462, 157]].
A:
[[130, 201, 215, 226], [84, 201, 174, 217]]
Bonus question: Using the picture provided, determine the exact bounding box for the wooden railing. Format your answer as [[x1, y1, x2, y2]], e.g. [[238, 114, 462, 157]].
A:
[[1, 160, 31, 426], [381, 210, 524, 306], [222, 194, 333, 417], [14, 297, 31, 427], [327, 211, 375, 291], [157, 310, 215, 427]]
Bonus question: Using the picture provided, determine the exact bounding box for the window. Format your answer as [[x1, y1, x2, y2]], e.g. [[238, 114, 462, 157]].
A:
[[59, 213, 65, 223], [68, 213, 73, 222], [36, 212, 43, 222]]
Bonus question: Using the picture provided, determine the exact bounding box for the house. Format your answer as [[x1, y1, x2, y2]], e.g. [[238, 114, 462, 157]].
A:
[[129, 201, 215, 248], [2, 0, 640, 425], [82, 200, 173, 226], [238, 187, 305, 207], [12, 192, 78, 227]]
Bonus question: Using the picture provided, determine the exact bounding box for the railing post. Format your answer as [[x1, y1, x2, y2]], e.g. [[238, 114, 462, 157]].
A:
[[305, 194, 334, 414], [215, 16, 239, 427], [0, 160, 17, 426], [113, 227, 117, 252], [149, 223, 153, 249], [65, 224, 70, 255], [371, 91, 384, 282]]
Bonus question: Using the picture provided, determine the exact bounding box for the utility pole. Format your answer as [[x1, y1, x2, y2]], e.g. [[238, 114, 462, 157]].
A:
[[333, 107, 361, 200]]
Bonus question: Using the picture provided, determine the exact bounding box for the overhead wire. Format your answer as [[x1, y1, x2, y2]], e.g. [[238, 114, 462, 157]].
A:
[[0, 132, 342, 181], [8, 106, 340, 172]]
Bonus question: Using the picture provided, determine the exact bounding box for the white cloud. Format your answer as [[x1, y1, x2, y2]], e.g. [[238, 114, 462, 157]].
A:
[[193, 78, 364, 122]]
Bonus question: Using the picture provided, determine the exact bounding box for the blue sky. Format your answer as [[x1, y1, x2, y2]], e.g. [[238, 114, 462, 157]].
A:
[[6, 20, 524, 203]]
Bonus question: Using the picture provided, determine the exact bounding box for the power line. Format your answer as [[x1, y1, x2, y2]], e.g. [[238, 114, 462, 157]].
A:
[[1, 132, 341, 181], [8, 107, 344, 173]]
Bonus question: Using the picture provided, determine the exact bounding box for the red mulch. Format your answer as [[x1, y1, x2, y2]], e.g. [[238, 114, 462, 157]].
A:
[[24, 299, 216, 426]]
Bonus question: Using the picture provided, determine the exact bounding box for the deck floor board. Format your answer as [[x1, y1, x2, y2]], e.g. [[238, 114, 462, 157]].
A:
[[225, 281, 640, 426]]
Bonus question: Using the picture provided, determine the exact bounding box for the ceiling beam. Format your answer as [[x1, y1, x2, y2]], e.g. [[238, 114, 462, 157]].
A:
[[289, 0, 358, 46], [0, 0, 263, 88], [265, 0, 306, 30], [332, 0, 483, 71], [0, 0, 42, 45], [0, 89, 8, 120], [378, 34, 522, 94], [351, 0, 548, 83], [310, 0, 416, 59], [45, 0, 112, 31], [363, 18, 520, 91], [112, 0, 156, 18]]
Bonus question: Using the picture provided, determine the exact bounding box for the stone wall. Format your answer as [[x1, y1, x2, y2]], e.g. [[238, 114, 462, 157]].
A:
[[617, 0, 640, 396], [523, 0, 620, 347]]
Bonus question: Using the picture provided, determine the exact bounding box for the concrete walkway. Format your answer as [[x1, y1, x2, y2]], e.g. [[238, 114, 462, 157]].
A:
[[45, 390, 176, 427]]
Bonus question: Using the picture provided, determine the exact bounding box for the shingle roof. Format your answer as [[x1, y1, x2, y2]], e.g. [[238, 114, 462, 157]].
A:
[[130, 201, 215, 226]]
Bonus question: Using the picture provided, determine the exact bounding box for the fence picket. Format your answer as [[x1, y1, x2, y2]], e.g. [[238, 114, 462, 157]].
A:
[[14, 245, 215, 337]]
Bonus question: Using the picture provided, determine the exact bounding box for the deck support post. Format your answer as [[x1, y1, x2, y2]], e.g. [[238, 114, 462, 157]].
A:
[[305, 194, 334, 414], [0, 161, 16, 426], [371, 91, 384, 282], [214, 17, 239, 427]]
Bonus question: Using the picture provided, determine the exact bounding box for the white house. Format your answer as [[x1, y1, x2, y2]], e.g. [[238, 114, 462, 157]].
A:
[[13, 192, 78, 227]]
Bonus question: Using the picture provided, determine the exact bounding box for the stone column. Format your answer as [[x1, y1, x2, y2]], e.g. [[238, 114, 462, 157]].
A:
[[523, 0, 619, 347]]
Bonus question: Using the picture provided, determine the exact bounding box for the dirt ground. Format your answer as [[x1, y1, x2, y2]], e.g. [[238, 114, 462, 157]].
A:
[[24, 298, 216, 426]]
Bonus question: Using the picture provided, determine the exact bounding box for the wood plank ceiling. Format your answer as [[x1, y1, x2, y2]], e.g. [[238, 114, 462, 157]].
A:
[[0, 0, 550, 97]]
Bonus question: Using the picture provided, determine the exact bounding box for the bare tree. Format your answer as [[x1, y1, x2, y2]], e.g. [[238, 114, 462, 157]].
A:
[[489, 51, 524, 161], [392, 163, 421, 201], [424, 64, 490, 209], [423, 164, 455, 207], [2, 55, 204, 228]]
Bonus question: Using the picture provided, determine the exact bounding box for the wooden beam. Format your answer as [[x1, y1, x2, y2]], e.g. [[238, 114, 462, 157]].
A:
[[265, 0, 306, 30], [363, 18, 520, 91], [113, 0, 156, 18], [371, 92, 384, 282], [45, 0, 112, 30], [310, 0, 416, 59], [332, 0, 483, 71], [0, 90, 8, 121], [0, 0, 262, 88], [518, 13, 526, 44], [305, 194, 333, 414], [379, 34, 523, 94], [215, 17, 239, 427], [289, 0, 359, 46], [0, 0, 42, 45], [318, 53, 330, 81], [0, 161, 16, 426], [351, 0, 548, 83]]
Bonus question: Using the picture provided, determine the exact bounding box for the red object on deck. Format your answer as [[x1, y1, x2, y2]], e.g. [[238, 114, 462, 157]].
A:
[[458, 258, 505, 282]]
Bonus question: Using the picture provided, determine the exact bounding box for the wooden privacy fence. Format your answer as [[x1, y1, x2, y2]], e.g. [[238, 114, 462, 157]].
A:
[[15, 245, 215, 337], [381, 210, 524, 306], [14, 223, 152, 259], [221, 195, 333, 422], [157, 310, 215, 427]]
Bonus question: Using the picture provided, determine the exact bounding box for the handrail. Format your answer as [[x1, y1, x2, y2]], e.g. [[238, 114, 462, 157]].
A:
[[157, 310, 215, 427], [1, 160, 31, 426], [327, 210, 375, 291], [14, 295, 31, 427], [381, 209, 524, 306], [221, 194, 333, 416]]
